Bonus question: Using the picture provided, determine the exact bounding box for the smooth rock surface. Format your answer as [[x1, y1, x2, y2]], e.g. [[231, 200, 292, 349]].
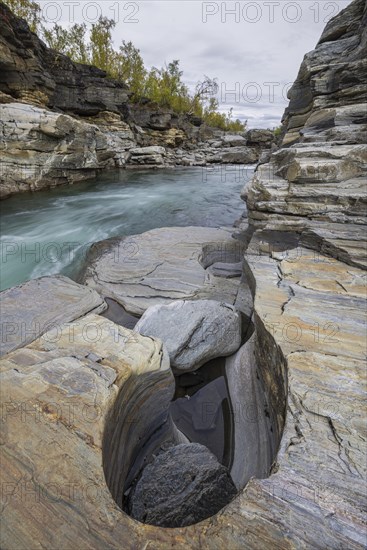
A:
[[225, 334, 278, 490], [0, 313, 179, 549], [0, 275, 106, 356], [127, 443, 237, 527], [135, 299, 242, 372], [82, 227, 245, 316]]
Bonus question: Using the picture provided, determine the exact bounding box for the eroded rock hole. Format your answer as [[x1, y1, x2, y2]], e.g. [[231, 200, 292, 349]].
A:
[[102, 292, 286, 528]]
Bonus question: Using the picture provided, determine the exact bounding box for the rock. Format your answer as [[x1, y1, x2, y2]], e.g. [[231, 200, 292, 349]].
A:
[[127, 443, 237, 527], [246, 129, 274, 146], [0, 313, 179, 547], [221, 147, 259, 164], [0, 103, 127, 198], [222, 134, 247, 146], [225, 334, 278, 490], [82, 227, 245, 316], [237, 1, 367, 546], [0, 275, 106, 356], [129, 146, 166, 156], [0, 2, 130, 116], [240, 239, 367, 548], [246, 0, 367, 270], [135, 299, 242, 372], [207, 261, 243, 278]]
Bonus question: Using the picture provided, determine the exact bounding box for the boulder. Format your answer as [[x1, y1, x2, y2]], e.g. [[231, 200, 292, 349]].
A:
[[246, 129, 274, 145], [0, 275, 106, 356], [135, 299, 242, 372], [129, 146, 166, 156], [127, 443, 237, 527], [222, 134, 247, 146], [221, 147, 259, 164]]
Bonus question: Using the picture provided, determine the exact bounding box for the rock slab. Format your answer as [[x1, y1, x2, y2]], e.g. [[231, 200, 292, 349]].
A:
[[0, 275, 106, 356], [82, 227, 245, 316]]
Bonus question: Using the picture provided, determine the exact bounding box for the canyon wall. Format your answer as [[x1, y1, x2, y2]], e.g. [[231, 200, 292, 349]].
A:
[[0, 0, 366, 548]]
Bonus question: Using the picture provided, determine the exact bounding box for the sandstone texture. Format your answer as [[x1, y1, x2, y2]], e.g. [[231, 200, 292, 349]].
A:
[[0, 275, 106, 356], [0, 1, 366, 548], [127, 443, 237, 527], [135, 299, 242, 372], [82, 226, 246, 316]]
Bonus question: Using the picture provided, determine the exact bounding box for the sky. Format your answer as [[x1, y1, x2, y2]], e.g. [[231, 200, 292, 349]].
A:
[[39, 0, 352, 128]]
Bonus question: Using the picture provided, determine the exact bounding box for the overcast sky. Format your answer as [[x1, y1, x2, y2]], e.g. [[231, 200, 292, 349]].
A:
[[40, 0, 352, 128]]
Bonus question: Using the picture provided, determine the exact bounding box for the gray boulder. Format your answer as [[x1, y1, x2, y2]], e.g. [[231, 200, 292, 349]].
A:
[[135, 299, 242, 372], [222, 134, 247, 146], [221, 147, 259, 164], [127, 443, 237, 527]]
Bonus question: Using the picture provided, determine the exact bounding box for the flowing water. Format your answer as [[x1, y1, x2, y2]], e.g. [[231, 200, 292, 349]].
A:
[[0, 166, 253, 291]]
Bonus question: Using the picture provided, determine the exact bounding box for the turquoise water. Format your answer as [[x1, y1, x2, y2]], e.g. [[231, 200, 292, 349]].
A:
[[0, 166, 253, 291]]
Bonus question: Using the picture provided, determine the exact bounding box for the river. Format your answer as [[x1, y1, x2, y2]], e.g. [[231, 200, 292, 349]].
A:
[[0, 165, 253, 291]]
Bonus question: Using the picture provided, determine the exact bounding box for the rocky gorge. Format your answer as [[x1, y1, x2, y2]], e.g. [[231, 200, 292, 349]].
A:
[[0, 0, 274, 199], [0, 0, 366, 548]]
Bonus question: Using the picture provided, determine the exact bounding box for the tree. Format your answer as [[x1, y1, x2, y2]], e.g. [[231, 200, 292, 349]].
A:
[[43, 23, 90, 65], [190, 76, 218, 115], [90, 17, 115, 73], [4, 0, 42, 33], [114, 41, 147, 99], [4, 0, 249, 131]]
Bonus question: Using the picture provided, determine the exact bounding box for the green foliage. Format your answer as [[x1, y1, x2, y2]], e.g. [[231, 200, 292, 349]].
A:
[[273, 125, 283, 137], [43, 23, 89, 64], [4, 0, 248, 131], [4, 0, 41, 33]]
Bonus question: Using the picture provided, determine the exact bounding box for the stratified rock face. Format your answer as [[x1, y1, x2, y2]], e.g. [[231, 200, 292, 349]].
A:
[[246, 0, 367, 269], [0, 275, 106, 356], [82, 227, 245, 315], [282, 0, 367, 147], [135, 300, 242, 372], [0, 103, 133, 198], [127, 443, 237, 527], [0, 2, 130, 116], [240, 0, 367, 547]]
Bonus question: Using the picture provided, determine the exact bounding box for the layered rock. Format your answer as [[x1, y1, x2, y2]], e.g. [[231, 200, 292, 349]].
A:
[[81, 226, 246, 315], [0, 274, 106, 356], [238, 0, 367, 546], [135, 299, 242, 372], [0, 2, 130, 116], [245, 0, 367, 269], [0, 103, 134, 198], [1, 1, 366, 548], [225, 334, 278, 490], [0, 312, 182, 548]]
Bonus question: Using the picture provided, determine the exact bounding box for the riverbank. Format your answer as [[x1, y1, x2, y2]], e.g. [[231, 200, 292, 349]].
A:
[[0, 0, 366, 547], [0, 1, 275, 200]]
